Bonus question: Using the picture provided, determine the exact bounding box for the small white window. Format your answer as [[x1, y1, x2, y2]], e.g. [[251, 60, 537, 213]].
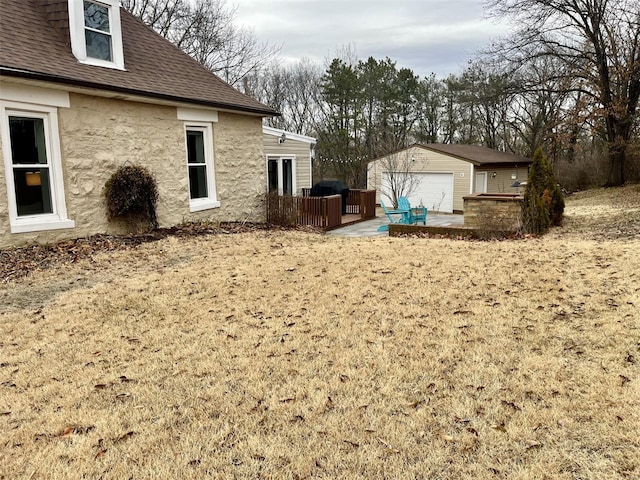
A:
[[1, 102, 75, 233], [184, 123, 219, 212], [68, 0, 125, 69]]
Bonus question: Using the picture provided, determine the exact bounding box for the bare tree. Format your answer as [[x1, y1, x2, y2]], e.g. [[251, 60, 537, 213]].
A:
[[373, 149, 421, 208], [122, 0, 186, 36], [243, 59, 324, 135], [486, 0, 640, 186], [504, 56, 578, 157], [122, 0, 279, 86], [284, 59, 324, 134]]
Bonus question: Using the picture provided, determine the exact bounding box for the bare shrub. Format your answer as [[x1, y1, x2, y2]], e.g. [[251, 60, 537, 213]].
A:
[[266, 192, 297, 226], [104, 165, 158, 229]]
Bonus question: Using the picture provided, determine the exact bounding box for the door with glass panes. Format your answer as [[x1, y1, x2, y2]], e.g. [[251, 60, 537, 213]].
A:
[[267, 157, 295, 195]]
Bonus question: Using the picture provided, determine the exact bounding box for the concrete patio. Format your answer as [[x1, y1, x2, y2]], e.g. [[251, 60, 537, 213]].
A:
[[328, 210, 464, 237]]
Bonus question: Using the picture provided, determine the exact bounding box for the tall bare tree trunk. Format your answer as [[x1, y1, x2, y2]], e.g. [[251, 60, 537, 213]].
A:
[[607, 146, 626, 186]]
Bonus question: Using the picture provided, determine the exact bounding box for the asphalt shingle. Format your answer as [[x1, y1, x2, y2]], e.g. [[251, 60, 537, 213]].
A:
[[0, 0, 278, 116]]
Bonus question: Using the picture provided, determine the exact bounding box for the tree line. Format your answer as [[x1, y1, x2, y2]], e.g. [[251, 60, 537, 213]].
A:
[[124, 0, 639, 190]]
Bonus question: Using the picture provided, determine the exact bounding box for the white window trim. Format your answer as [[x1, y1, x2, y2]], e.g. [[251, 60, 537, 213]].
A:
[[309, 143, 315, 179], [68, 0, 125, 70], [475, 171, 488, 193], [267, 155, 297, 196], [1, 101, 75, 233], [469, 163, 475, 194], [184, 122, 219, 212]]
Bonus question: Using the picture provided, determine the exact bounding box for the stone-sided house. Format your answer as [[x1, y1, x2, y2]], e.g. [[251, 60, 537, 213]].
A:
[[367, 144, 532, 213], [263, 126, 316, 196], [0, 0, 278, 248]]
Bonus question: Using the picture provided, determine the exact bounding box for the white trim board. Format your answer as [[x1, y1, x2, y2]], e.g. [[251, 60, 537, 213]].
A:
[[263, 126, 316, 144], [178, 107, 219, 123], [0, 82, 70, 108]]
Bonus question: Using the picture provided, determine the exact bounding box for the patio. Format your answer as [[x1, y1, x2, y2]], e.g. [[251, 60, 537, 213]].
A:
[[328, 210, 464, 237]]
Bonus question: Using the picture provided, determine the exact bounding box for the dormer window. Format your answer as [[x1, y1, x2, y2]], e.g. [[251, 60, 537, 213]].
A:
[[68, 0, 125, 70], [84, 1, 113, 61]]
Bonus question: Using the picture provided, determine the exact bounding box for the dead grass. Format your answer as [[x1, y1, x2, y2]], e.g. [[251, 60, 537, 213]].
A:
[[1, 187, 639, 479], [554, 184, 640, 241]]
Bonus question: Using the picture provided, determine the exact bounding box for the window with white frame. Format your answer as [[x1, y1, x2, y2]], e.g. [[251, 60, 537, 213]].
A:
[[84, 1, 113, 61], [68, 0, 125, 69], [184, 123, 219, 211], [1, 101, 75, 233]]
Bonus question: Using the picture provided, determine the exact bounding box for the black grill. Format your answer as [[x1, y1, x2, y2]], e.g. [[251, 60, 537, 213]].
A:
[[310, 180, 349, 215]]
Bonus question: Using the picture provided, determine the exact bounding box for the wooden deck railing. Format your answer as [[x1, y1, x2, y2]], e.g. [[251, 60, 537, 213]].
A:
[[346, 190, 360, 214], [269, 189, 376, 229], [357, 189, 376, 219], [346, 189, 376, 219], [297, 194, 342, 229]]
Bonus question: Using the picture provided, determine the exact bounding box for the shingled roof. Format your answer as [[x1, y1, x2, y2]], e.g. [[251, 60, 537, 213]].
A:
[[0, 0, 278, 116], [418, 144, 532, 166]]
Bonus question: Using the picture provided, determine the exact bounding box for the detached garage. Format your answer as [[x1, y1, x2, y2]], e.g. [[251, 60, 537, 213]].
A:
[[368, 144, 532, 213]]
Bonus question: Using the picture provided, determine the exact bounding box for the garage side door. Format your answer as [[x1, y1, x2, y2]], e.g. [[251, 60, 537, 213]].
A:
[[410, 173, 454, 213]]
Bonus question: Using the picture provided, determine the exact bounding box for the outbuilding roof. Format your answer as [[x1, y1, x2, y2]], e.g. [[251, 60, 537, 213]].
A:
[[0, 0, 278, 116], [369, 144, 532, 166], [417, 144, 532, 166]]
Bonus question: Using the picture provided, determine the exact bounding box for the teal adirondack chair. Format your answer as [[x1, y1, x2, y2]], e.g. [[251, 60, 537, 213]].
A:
[[398, 196, 427, 225], [377, 200, 411, 232]]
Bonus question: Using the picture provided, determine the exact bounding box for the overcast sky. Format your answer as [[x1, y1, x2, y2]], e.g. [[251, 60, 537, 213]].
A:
[[232, 0, 512, 78]]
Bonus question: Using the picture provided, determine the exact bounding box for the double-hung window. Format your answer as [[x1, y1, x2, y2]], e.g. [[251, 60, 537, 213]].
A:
[[83, 1, 113, 61], [1, 101, 74, 233], [184, 123, 219, 211], [68, 0, 125, 69], [177, 108, 219, 211]]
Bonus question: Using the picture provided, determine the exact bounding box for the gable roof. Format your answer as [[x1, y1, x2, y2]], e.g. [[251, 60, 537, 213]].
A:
[[417, 144, 532, 166], [369, 143, 532, 166], [0, 0, 278, 117]]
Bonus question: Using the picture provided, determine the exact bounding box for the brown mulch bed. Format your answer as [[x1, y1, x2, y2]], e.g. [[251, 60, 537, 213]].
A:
[[0, 222, 318, 284]]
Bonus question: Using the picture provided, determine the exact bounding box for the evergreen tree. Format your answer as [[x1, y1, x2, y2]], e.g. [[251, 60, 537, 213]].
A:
[[522, 148, 565, 233]]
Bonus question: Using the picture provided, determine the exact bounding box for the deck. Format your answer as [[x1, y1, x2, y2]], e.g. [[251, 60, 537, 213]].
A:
[[267, 190, 377, 230]]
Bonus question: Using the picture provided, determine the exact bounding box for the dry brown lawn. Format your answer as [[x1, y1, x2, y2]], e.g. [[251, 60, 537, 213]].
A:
[[1, 186, 639, 479]]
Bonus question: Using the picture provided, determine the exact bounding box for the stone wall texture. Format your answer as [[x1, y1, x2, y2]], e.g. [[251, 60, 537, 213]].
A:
[[463, 194, 523, 231], [0, 92, 266, 248]]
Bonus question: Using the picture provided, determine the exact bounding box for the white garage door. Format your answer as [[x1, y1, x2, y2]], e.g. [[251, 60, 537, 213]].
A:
[[383, 172, 454, 213]]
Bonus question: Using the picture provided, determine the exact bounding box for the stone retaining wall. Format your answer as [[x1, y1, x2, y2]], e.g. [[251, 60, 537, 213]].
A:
[[463, 193, 523, 232]]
